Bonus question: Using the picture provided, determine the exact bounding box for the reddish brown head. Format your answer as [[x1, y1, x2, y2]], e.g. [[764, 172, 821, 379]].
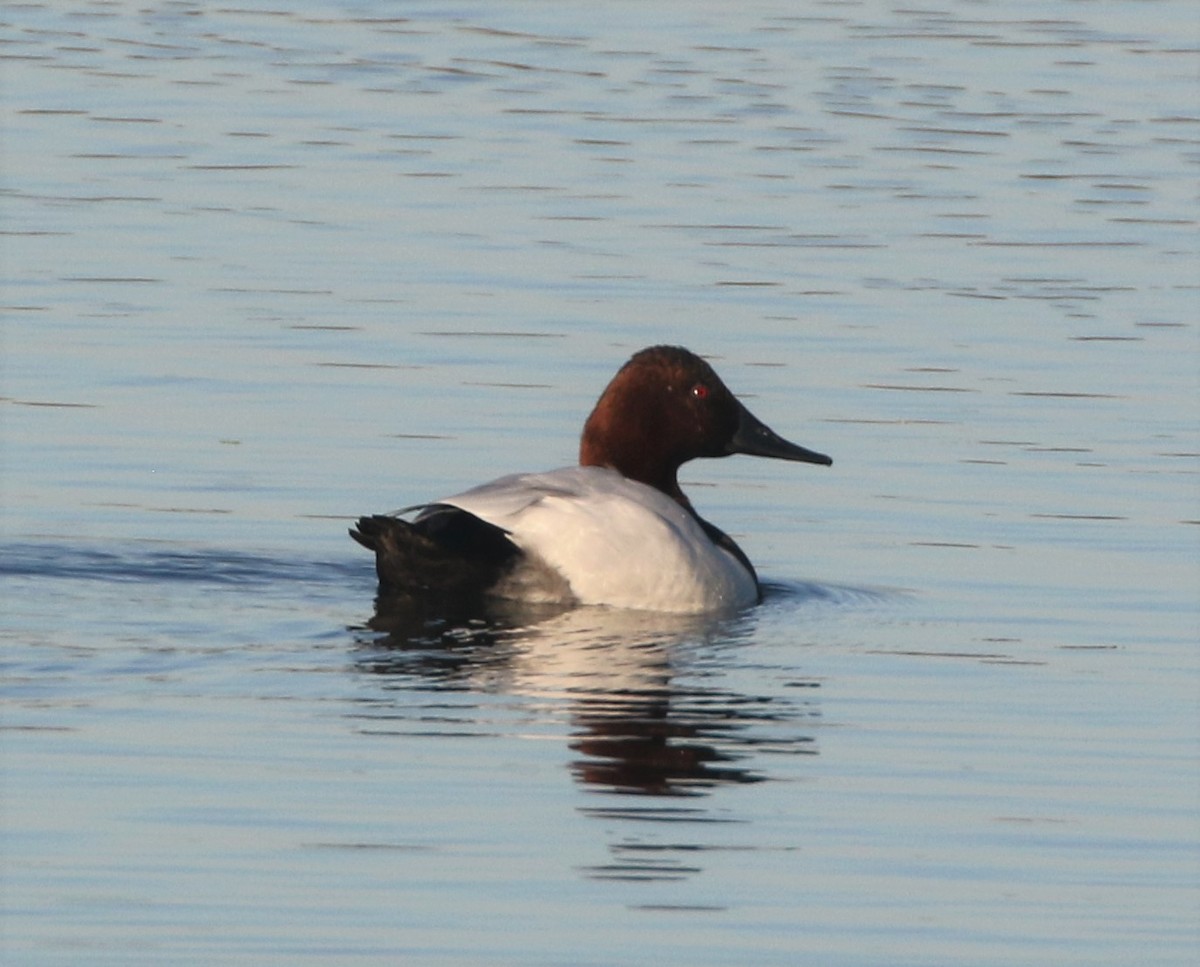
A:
[[579, 346, 831, 508]]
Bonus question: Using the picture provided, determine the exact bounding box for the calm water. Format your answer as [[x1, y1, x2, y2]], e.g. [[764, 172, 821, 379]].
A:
[[3, 2, 1198, 964]]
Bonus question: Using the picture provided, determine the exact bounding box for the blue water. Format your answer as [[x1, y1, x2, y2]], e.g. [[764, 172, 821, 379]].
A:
[[3, 2, 1197, 964]]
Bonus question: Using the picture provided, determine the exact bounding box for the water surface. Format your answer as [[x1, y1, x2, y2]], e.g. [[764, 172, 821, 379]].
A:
[[3, 2, 1197, 965]]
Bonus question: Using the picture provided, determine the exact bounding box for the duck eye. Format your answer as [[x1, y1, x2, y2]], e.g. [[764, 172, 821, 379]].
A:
[[690, 383, 710, 400]]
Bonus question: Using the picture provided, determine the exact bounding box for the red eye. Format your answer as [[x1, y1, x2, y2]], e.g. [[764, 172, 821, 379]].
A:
[[691, 383, 710, 400]]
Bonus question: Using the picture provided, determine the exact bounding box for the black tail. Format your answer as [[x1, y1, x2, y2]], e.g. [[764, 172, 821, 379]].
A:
[[350, 506, 521, 599]]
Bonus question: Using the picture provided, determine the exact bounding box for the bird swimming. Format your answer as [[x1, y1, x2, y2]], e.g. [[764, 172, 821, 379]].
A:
[[351, 345, 831, 613]]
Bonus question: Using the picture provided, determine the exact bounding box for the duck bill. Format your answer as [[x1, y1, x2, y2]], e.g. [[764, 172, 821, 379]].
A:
[[728, 403, 832, 466]]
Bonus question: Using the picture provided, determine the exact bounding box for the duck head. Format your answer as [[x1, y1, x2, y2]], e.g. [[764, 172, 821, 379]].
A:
[[579, 345, 831, 507]]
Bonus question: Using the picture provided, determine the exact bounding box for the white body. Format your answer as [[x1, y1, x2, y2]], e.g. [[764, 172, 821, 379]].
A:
[[435, 466, 758, 613]]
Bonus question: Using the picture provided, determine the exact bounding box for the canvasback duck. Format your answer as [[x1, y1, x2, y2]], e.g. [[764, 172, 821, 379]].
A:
[[351, 345, 831, 613]]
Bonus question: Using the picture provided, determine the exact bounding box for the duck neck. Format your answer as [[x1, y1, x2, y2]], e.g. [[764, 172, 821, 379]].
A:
[[580, 436, 692, 511]]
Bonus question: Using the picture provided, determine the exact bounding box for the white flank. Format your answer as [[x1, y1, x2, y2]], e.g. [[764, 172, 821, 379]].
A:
[[439, 466, 757, 613]]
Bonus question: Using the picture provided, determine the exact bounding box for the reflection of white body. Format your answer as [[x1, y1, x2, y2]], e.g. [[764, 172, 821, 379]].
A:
[[479, 605, 735, 700], [434, 466, 758, 613]]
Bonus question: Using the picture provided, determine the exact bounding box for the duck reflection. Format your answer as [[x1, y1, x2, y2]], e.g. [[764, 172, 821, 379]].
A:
[[353, 594, 819, 799], [570, 687, 767, 795]]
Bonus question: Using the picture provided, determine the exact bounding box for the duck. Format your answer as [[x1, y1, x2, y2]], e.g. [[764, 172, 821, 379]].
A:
[[351, 345, 831, 613]]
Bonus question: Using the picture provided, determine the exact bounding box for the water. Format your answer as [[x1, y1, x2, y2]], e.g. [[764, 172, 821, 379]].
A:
[[3, 2, 1198, 964]]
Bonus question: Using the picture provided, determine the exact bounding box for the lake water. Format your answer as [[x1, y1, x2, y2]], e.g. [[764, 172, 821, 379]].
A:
[[3, 2, 1197, 964]]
